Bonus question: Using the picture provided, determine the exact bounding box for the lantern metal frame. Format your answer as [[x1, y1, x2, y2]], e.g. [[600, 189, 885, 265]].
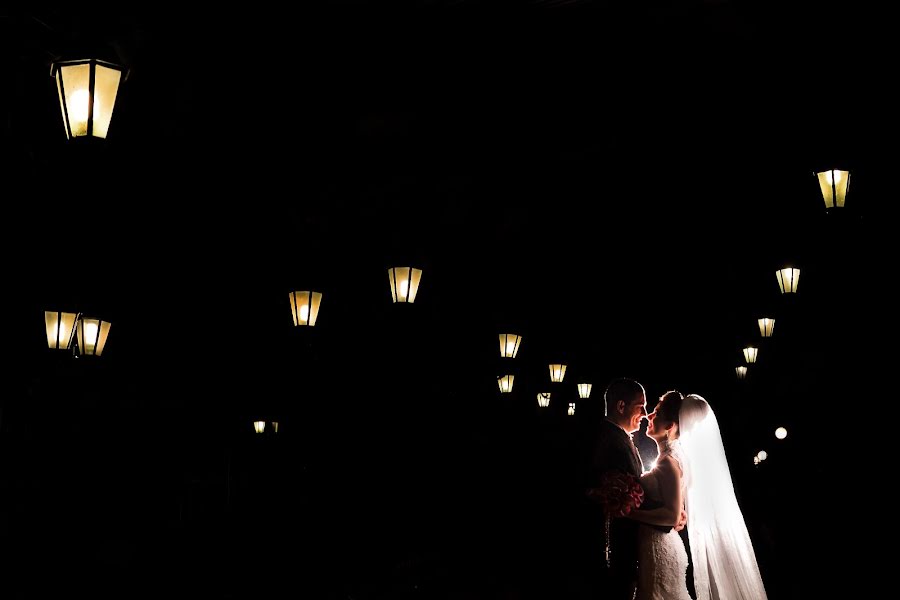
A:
[[76, 316, 112, 357], [549, 363, 567, 383], [499, 333, 522, 358], [289, 291, 323, 327], [815, 169, 850, 210], [742, 346, 758, 364], [388, 267, 423, 303], [757, 317, 775, 338], [45, 310, 79, 351], [51, 58, 126, 139], [776, 267, 800, 294]]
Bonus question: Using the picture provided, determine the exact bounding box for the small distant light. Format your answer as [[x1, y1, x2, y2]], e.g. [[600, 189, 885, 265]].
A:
[[775, 427, 787, 440], [757, 450, 768, 461], [753, 456, 760, 465]]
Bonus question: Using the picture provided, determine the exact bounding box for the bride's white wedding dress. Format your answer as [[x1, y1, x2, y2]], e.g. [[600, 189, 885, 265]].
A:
[[635, 452, 691, 600]]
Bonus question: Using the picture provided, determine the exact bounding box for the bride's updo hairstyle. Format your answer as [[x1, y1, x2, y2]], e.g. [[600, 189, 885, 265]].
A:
[[656, 390, 684, 425]]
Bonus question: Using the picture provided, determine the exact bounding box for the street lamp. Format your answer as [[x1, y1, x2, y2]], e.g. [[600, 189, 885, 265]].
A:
[[775, 427, 787, 439], [816, 169, 850, 209], [388, 267, 422, 303], [757, 317, 775, 338], [253, 421, 266, 434], [567, 402, 576, 416], [76, 317, 111, 357], [735, 366, 747, 380], [51, 58, 125, 139], [45, 310, 79, 350], [289, 291, 323, 327], [498, 375, 514, 393], [577, 383, 592, 399], [549, 364, 567, 383], [271, 421, 279, 433], [499, 334, 522, 358], [537, 392, 551, 407], [742, 346, 758, 364], [776, 267, 800, 294]]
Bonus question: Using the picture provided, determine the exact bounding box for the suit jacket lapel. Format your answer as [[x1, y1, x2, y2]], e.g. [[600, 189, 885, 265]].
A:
[[629, 436, 644, 474]]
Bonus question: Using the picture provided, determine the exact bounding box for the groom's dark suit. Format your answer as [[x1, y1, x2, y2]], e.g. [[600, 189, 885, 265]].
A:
[[589, 419, 644, 600]]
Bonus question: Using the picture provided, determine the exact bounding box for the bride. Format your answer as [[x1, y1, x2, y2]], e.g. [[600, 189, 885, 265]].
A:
[[629, 392, 768, 600]]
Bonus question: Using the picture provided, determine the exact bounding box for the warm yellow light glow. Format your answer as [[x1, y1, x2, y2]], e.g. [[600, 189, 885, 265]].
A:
[[735, 366, 748, 380], [816, 169, 850, 209], [289, 291, 322, 326], [757, 450, 768, 461], [499, 334, 522, 358], [69, 89, 90, 132], [776, 267, 800, 294], [577, 383, 592, 399], [53, 59, 123, 139], [775, 427, 787, 439], [549, 364, 567, 383], [388, 267, 423, 303], [254, 421, 265, 434], [757, 318, 775, 338], [76, 317, 111, 356], [567, 402, 576, 416], [45, 310, 79, 350], [272, 421, 279, 433], [537, 392, 551, 407], [742, 347, 758, 364], [498, 375, 514, 393]]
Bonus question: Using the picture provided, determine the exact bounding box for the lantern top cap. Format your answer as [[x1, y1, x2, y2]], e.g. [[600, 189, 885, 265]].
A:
[[50, 57, 127, 78]]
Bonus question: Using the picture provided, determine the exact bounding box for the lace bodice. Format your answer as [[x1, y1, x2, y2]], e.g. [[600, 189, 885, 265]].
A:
[[641, 443, 684, 504], [635, 443, 691, 600]]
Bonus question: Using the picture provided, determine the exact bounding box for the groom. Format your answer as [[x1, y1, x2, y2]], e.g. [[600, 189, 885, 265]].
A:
[[588, 378, 648, 600]]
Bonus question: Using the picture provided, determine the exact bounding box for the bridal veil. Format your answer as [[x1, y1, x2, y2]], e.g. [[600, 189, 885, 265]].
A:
[[679, 394, 768, 600]]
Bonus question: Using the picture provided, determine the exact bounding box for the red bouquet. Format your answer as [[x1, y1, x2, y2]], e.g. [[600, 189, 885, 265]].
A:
[[590, 471, 644, 518], [588, 471, 644, 567]]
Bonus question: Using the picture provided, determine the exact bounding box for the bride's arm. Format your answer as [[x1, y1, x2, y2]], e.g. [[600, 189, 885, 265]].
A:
[[627, 457, 684, 527]]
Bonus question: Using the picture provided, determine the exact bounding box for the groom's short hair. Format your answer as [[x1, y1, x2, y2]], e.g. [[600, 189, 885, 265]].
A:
[[604, 378, 645, 416]]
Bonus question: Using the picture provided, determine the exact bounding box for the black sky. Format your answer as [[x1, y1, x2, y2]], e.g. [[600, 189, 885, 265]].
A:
[[0, 3, 881, 598]]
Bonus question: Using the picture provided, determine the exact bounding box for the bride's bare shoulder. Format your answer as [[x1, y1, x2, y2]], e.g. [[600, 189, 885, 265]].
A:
[[655, 453, 684, 478]]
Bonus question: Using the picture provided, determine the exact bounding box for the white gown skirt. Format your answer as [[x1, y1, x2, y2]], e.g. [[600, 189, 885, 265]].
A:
[[635, 524, 692, 600]]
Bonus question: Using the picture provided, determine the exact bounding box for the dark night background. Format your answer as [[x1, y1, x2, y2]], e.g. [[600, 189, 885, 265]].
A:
[[0, 3, 881, 598]]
